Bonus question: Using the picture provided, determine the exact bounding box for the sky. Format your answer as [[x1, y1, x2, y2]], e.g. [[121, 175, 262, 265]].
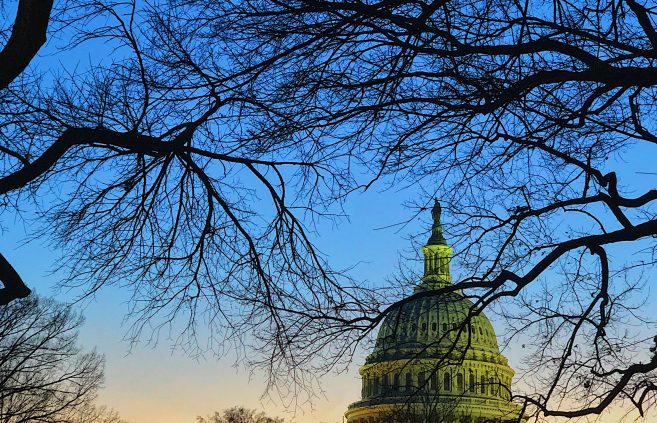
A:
[[0, 186, 425, 423], [0, 8, 423, 420], [3, 4, 657, 423], [4, 179, 657, 423]]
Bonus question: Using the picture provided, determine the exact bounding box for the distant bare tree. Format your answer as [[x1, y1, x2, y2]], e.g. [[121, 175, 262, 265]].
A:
[[64, 405, 128, 423], [197, 407, 283, 423], [0, 296, 105, 423]]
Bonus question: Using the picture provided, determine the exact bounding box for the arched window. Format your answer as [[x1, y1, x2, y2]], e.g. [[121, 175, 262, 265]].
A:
[[430, 373, 437, 391], [442, 323, 448, 332], [443, 372, 452, 391], [480, 375, 487, 394], [421, 322, 427, 332], [418, 371, 426, 390], [393, 373, 400, 392], [382, 374, 389, 394], [405, 372, 413, 392], [469, 373, 475, 392], [431, 322, 437, 331], [490, 377, 497, 396], [456, 373, 464, 391]]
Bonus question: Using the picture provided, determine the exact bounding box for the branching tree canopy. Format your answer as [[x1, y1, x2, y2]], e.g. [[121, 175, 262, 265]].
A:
[[2, 0, 657, 420]]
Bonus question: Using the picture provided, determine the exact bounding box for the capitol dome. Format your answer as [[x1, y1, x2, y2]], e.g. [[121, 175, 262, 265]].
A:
[[345, 201, 526, 423]]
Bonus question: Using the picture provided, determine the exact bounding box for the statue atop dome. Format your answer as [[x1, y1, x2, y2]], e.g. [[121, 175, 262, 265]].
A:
[[421, 200, 452, 288], [432, 199, 442, 223], [427, 199, 447, 246]]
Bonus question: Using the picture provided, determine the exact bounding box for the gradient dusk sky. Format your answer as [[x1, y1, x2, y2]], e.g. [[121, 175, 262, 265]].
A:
[[1, 186, 423, 423], [4, 180, 657, 423], [3, 5, 657, 423]]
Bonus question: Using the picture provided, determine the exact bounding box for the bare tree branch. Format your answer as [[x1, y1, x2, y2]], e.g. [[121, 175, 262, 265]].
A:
[[0, 0, 53, 89]]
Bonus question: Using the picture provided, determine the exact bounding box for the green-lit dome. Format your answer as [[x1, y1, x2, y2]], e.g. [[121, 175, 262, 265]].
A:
[[345, 201, 526, 423], [369, 290, 500, 364]]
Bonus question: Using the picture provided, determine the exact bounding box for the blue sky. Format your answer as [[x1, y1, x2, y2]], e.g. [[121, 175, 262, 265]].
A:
[[1, 179, 431, 422], [3, 3, 657, 422], [5, 160, 657, 422]]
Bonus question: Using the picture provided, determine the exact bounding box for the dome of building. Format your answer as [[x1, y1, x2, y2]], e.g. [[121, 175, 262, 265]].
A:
[[345, 201, 526, 423], [369, 290, 501, 364]]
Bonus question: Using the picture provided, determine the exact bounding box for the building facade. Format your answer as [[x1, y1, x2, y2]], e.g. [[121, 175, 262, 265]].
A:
[[345, 202, 526, 423]]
